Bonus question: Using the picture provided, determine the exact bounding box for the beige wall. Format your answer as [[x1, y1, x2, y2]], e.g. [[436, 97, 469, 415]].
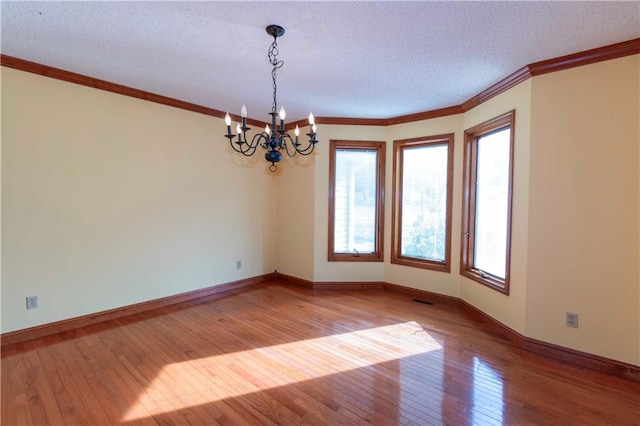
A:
[[3, 54, 639, 366], [0, 68, 3, 334], [1, 68, 277, 333], [527, 55, 639, 364], [461, 80, 532, 335], [275, 140, 316, 282]]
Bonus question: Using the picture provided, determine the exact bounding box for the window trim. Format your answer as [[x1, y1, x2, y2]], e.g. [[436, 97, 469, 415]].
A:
[[391, 133, 455, 272], [328, 140, 385, 262], [460, 110, 515, 294]]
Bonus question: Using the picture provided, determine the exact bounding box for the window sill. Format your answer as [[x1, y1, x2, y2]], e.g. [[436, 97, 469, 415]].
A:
[[460, 269, 509, 295], [329, 253, 383, 262], [391, 256, 450, 273]]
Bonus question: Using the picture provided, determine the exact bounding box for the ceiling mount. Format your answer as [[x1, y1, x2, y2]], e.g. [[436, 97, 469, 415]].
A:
[[265, 24, 285, 38]]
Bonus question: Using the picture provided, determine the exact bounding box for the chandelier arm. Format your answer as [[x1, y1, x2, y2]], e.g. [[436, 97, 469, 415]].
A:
[[252, 133, 270, 152], [231, 142, 256, 156], [291, 131, 318, 155], [227, 134, 248, 154], [280, 133, 298, 158], [229, 141, 245, 154], [232, 133, 263, 157], [293, 142, 317, 156]]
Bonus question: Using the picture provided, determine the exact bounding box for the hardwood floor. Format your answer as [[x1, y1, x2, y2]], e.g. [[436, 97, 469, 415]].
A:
[[2, 282, 639, 425]]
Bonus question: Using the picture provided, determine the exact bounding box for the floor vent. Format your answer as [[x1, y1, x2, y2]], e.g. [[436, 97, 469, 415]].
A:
[[412, 298, 434, 306]]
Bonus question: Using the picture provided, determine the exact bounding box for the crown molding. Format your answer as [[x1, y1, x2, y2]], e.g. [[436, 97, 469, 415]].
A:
[[316, 116, 388, 126], [386, 105, 466, 126], [0, 54, 266, 128], [461, 66, 532, 112], [2, 38, 639, 127], [529, 38, 640, 76], [459, 38, 640, 114]]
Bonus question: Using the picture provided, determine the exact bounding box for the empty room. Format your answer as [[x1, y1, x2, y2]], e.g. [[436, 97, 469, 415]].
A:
[[2, 1, 640, 425]]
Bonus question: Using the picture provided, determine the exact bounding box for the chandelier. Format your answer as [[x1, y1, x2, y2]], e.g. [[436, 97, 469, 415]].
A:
[[224, 24, 319, 172]]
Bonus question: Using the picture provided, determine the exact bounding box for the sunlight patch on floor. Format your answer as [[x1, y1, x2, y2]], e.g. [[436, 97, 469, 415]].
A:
[[122, 321, 441, 421]]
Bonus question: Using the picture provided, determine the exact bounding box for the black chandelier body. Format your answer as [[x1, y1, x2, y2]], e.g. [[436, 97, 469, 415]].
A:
[[224, 25, 318, 172]]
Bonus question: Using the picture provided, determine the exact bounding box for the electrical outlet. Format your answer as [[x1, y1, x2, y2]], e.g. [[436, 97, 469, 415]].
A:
[[26, 296, 38, 310], [236, 260, 242, 270], [566, 312, 579, 328]]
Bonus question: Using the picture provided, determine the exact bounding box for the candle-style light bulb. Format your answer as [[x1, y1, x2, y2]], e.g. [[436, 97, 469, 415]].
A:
[[239, 104, 247, 129], [278, 106, 286, 133], [236, 123, 241, 134], [224, 113, 232, 137], [265, 124, 271, 135], [308, 112, 315, 125], [312, 123, 317, 133], [294, 125, 300, 137]]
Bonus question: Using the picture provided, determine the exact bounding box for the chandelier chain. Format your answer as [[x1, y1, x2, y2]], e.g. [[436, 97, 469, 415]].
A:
[[268, 37, 284, 113]]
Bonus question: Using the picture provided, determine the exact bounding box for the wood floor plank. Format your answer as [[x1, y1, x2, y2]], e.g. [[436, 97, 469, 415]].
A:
[[22, 339, 66, 425], [40, 333, 112, 424], [3, 282, 640, 425], [2, 344, 31, 426], [34, 342, 81, 425]]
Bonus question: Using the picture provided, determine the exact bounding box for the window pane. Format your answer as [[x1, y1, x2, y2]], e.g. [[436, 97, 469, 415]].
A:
[[334, 149, 377, 253], [401, 144, 448, 261], [474, 128, 510, 278]]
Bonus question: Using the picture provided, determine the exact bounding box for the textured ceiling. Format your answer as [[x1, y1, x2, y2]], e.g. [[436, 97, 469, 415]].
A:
[[2, 1, 639, 121]]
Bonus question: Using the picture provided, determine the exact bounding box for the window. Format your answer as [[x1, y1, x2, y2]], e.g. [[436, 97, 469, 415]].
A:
[[391, 134, 454, 272], [461, 111, 515, 294], [328, 140, 385, 261]]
